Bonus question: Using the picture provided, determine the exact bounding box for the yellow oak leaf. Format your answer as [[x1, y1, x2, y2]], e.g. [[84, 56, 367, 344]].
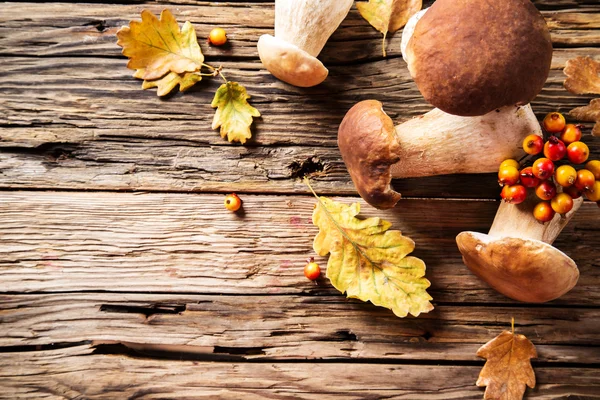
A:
[[564, 56, 600, 95], [134, 68, 202, 96], [477, 326, 537, 400], [211, 82, 260, 144], [570, 98, 600, 137], [311, 196, 433, 318], [116, 9, 204, 80], [357, 0, 422, 57]]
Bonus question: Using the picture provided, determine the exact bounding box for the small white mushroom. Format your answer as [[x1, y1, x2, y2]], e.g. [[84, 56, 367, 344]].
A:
[[456, 195, 582, 303], [257, 0, 353, 87], [338, 100, 542, 209]]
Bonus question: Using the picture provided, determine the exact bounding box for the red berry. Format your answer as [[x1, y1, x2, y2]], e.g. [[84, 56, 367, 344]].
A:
[[498, 165, 520, 186], [533, 201, 556, 223], [566, 141, 590, 164], [559, 124, 582, 145], [532, 158, 555, 180], [535, 180, 557, 201], [304, 259, 321, 281], [563, 185, 583, 200], [522, 134, 544, 155], [543, 136, 567, 161], [501, 184, 527, 204], [224, 193, 242, 212], [574, 169, 596, 191], [543, 112, 566, 133], [520, 167, 541, 188]]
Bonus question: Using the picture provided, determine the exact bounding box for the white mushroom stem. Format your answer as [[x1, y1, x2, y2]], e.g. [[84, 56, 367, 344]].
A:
[[489, 194, 584, 245], [274, 0, 353, 57], [390, 104, 542, 178], [257, 0, 353, 87]]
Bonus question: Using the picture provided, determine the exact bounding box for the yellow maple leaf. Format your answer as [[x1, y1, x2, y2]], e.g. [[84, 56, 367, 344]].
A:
[[116, 9, 204, 80], [134, 68, 202, 96], [357, 0, 422, 57], [477, 323, 537, 400], [311, 195, 433, 318], [211, 82, 261, 144]]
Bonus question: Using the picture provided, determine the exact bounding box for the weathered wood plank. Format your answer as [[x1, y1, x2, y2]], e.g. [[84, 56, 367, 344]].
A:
[[1, 57, 599, 196], [1, 293, 599, 364], [1, 345, 599, 400], [0, 192, 598, 305], [1, 3, 598, 60]]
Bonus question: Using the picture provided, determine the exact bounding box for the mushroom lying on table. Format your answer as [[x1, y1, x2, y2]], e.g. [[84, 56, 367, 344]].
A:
[[257, 0, 353, 87], [456, 195, 582, 303], [338, 101, 543, 209], [338, 0, 553, 209]]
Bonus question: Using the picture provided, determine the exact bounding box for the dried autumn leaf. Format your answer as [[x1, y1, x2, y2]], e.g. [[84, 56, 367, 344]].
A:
[[211, 82, 261, 144], [477, 326, 537, 400], [564, 56, 600, 95], [357, 0, 422, 57], [117, 9, 204, 80], [311, 196, 433, 318], [570, 98, 600, 137], [134, 69, 202, 97]]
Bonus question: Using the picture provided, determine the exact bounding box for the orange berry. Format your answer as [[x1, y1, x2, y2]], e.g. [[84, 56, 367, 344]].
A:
[[208, 28, 227, 46], [585, 160, 600, 180], [560, 124, 582, 145], [533, 201, 555, 223], [304, 259, 321, 281], [585, 181, 600, 202], [551, 192, 574, 215], [499, 159, 520, 170], [542, 112, 566, 133], [224, 193, 242, 212], [522, 134, 543, 155], [554, 165, 577, 188]]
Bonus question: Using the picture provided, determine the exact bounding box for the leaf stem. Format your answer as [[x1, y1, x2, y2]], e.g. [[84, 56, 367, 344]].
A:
[[202, 63, 228, 82], [511, 317, 515, 335]]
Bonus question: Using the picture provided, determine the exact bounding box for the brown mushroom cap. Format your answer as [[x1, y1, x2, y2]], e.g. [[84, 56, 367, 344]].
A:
[[456, 232, 579, 303], [257, 34, 328, 87], [338, 100, 402, 209], [405, 0, 552, 116]]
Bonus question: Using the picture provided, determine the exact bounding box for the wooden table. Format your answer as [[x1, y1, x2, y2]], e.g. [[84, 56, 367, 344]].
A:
[[1, 1, 599, 398]]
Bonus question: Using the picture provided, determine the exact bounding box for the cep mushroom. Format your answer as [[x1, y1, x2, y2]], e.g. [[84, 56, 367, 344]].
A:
[[257, 0, 353, 87], [402, 0, 553, 116], [338, 0, 553, 209], [338, 101, 543, 209], [456, 195, 582, 303]]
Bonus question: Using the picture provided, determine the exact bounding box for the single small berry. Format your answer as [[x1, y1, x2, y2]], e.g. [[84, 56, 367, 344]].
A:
[[522, 134, 544, 155], [224, 193, 242, 212], [498, 165, 520, 186], [563, 185, 583, 200], [533, 201, 556, 223], [208, 28, 228, 46], [554, 165, 577, 188], [551, 192, 574, 215], [535, 180, 557, 201], [499, 159, 520, 170], [586, 160, 600, 180], [574, 169, 596, 191], [532, 158, 555, 180], [567, 141, 590, 164], [520, 167, 540, 188], [501, 184, 527, 204], [542, 112, 566, 133], [559, 124, 582, 145], [584, 181, 600, 202], [543, 136, 567, 161], [304, 258, 321, 281]]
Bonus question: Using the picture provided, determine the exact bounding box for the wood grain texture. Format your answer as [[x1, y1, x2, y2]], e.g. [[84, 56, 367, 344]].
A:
[[0, 192, 598, 305], [1, 344, 599, 400], [1, 293, 599, 363]]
